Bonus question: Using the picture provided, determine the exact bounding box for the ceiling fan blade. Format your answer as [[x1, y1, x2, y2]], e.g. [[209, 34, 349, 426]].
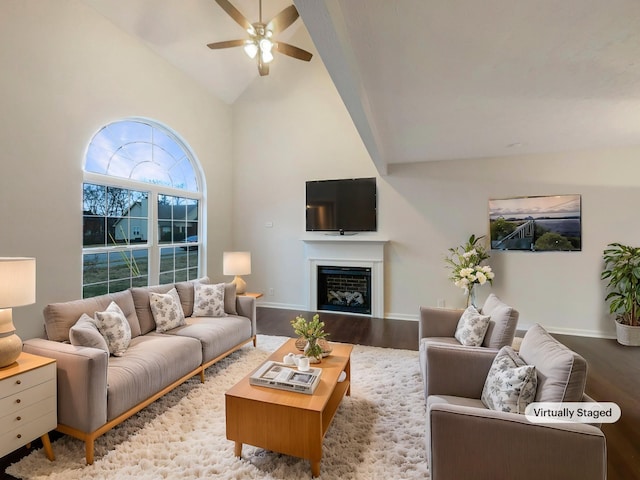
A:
[[274, 42, 313, 62], [266, 5, 299, 34], [215, 0, 252, 32], [207, 39, 246, 49]]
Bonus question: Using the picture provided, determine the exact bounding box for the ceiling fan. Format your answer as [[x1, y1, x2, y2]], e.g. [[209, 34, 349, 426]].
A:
[[207, 0, 313, 76]]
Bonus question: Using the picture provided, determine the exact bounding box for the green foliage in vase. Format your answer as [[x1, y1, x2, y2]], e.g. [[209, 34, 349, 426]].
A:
[[602, 243, 640, 327], [291, 314, 328, 358]]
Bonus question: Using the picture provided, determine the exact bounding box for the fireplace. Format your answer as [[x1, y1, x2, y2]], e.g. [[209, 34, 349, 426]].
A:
[[302, 237, 387, 318], [317, 266, 372, 314]]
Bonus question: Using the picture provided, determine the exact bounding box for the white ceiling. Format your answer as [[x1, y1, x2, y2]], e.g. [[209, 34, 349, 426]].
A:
[[84, 0, 640, 174]]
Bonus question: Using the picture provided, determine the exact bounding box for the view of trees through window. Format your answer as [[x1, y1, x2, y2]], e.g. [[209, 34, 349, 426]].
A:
[[82, 119, 203, 298]]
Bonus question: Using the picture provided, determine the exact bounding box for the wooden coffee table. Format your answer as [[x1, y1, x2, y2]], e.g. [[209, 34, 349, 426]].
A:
[[225, 338, 353, 477]]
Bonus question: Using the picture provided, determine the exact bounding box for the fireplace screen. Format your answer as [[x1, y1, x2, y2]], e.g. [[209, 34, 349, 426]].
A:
[[317, 266, 372, 315]]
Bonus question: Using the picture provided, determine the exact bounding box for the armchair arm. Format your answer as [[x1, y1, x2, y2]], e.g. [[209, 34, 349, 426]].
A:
[[23, 338, 109, 433], [236, 295, 256, 337], [425, 342, 498, 398], [428, 403, 606, 480], [418, 307, 463, 341]]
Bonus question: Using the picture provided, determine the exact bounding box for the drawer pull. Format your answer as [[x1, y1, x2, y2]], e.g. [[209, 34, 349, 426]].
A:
[[16, 379, 22, 385], [16, 398, 21, 404], [16, 434, 22, 439], [16, 416, 22, 421]]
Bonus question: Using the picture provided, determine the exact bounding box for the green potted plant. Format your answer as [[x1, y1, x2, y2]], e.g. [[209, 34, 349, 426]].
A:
[[601, 242, 640, 346], [290, 314, 329, 363]]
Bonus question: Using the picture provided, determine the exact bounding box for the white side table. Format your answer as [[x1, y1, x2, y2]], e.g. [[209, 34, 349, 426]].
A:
[[0, 352, 56, 460]]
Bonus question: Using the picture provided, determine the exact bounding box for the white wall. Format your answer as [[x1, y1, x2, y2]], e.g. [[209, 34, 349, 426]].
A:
[[0, 1, 233, 340], [233, 30, 640, 338]]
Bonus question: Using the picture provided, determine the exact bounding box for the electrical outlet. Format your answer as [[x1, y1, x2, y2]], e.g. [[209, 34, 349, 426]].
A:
[[437, 299, 445, 308], [265, 221, 273, 228], [268, 288, 274, 296]]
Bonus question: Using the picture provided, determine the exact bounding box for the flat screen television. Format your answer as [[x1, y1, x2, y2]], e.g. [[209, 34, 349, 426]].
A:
[[305, 177, 377, 233]]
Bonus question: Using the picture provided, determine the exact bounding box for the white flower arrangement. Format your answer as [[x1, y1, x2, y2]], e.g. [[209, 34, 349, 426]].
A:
[[445, 235, 494, 305]]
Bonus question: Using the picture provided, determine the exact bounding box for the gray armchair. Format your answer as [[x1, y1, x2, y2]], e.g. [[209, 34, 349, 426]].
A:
[[418, 293, 519, 396], [425, 324, 607, 480]]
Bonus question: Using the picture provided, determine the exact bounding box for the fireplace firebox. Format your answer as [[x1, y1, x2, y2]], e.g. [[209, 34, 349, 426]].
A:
[[316, 265, 372, 315]]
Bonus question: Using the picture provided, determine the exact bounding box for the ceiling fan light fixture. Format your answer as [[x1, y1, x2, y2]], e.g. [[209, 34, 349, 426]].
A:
[[261, 49, 274, 64], [259, 38, 273, 53], [243, 40, 258, 59]]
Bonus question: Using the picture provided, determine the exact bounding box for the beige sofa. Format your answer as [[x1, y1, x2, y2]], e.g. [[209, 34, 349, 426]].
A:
[[23, 278, 256, 464], [424, 323, 607, 480]]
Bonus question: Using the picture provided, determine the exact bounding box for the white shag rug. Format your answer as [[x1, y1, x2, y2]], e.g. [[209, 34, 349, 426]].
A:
[[8, 335, 428, 479]]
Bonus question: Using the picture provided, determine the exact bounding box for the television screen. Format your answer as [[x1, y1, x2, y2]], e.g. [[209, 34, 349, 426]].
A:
[[305, 177, 377, 232]]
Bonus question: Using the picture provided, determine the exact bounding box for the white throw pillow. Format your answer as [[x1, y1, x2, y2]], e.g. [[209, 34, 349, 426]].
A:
[[94, 301, 131, 356], [192, 283, 227, 317], [150, 288, 186, 333], [454, 306, 491, 346], [481, 346, 538, 414]]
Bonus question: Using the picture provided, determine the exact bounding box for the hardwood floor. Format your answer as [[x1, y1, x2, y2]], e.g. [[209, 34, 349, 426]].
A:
[[2, 307, 637, 479], [258, 307, 640, 480]]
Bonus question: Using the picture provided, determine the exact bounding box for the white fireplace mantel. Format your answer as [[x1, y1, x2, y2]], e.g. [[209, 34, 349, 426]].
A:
[[302, 236, 388, 317]]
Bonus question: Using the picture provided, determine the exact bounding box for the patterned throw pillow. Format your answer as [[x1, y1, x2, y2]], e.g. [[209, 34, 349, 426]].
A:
[[150, 288, 186, 333], [94, 301, 132, 356], [454, 306, 491, 346], [69, 313, 109, 353], [481, 346, 538, 414], [192, 283, 226, 317]]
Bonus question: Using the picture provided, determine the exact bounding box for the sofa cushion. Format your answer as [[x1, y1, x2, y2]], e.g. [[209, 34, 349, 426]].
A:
[[130, 284, 176, 335], [454, 306, 490, 346], [150, 288, 186, 333], [223, 282, 238, 315], [106, 334, 202, 421], [44, 289, 141, 342], [481, 346, 537, 414], [94, 301, 131, 357], [69, 313, 109, 353], [519, 323, 587, 402], [479, 293, 519, 348], [168, 315, 252, 364], [192, 283, 226, 317]]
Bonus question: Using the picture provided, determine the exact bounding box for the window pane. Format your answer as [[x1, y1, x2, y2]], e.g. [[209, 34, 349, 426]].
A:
[[174, 269, 188, 282], [84, 283, 108, 298], [83, 184, 107, 216], [159, 272, 174, 284], [107, 187, 129, 216], [83, 216, 106, 247], [188, 267, 198, 280], [85, 120, 198, 191], [160, 247, 175, 273], [109, 279, 131, 293], [83, 253, 108, 284]]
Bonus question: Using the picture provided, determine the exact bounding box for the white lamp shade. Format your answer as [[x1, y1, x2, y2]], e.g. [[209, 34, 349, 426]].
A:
[[0, 257, 36, 308], [223, 252, 251, 276]]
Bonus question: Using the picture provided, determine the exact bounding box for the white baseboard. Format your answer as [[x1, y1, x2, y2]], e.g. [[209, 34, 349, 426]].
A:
[[516, 321, 615, 340]]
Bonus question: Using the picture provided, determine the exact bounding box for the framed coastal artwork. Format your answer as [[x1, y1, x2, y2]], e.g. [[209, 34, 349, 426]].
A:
[[489, 194, 581, 251]]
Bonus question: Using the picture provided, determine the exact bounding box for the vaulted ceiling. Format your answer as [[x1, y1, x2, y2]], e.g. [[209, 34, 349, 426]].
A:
[[84, 0, 640, 175]]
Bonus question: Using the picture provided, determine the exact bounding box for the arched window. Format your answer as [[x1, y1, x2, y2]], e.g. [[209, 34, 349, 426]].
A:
[[82, 119, 204, 298]]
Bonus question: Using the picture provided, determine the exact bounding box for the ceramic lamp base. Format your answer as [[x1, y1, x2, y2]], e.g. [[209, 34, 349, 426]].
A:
[[0, 332, 22, 368], [232, 275, 247, 295]]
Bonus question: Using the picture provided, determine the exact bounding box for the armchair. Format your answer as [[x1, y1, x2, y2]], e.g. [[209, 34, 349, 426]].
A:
[[425, 324, 607, 480], [418, 294, 519, 396]]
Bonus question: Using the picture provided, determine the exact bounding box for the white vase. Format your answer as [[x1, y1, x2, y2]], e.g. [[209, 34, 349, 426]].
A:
[[467, 288, 477, 308]]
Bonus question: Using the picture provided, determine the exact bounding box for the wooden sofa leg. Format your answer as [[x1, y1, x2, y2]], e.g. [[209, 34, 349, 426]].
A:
[[199, 369, 205, 383], [86, 439, 95, 465], [253, 336, 257, 347]]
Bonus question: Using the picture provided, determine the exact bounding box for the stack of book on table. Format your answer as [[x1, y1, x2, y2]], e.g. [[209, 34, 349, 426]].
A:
[[249, 361, 322, 394]]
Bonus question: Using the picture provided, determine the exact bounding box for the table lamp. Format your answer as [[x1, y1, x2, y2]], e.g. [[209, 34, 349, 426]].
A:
[[0, 257, 36, 368], [223, 252, 251, 295]]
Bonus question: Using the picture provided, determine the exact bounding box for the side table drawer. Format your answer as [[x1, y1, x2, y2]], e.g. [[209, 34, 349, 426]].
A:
[[0, 379, 56, 417], [0, 395, 56, 433], [0, 363, 56, 399], [0, 410, 57, 458]]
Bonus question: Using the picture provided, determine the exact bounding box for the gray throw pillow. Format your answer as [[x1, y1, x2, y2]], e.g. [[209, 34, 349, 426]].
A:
[[69, 313, 109, 353]]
